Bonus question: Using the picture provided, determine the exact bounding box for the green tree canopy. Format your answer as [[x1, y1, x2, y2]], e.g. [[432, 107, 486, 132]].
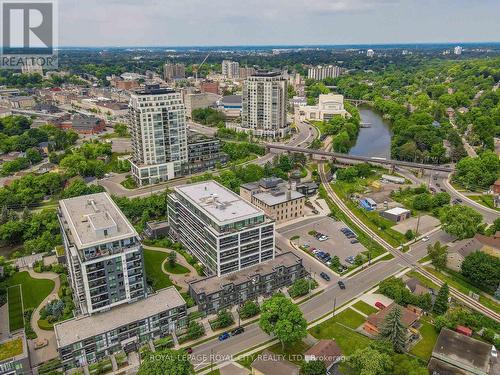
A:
[[137, 349, 194, 375]]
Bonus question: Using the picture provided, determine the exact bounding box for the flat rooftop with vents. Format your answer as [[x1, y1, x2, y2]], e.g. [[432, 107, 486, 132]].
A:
[[174, 180, 265, 225], [58, 192, 138, 249]]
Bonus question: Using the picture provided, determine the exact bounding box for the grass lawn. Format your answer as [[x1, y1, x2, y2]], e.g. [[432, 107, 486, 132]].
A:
[[268, 339, 312, 365], [333, 308, 366, 329], [163, 261, 190, 275], [6, 271, 54, 310], [0, 337, 23, 361], [120, 175, 137, 189], [468, 195, 499, 211], [410, 320, 438, 360], [7, 286, 23, 331], [310, 319, 371, 355], [424, 267, 500, 314], [352, 301, 378, 315], [143, 249, 173, 290], [418, 254, 431, 264]]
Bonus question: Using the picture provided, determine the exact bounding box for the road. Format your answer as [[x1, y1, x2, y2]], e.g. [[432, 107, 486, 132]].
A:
[[189, 226, 452, 369], [319, 163, 500, 321], [99, 121, 318, 198]]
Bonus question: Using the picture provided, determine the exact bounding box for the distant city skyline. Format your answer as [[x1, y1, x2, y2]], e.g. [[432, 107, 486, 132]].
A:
[[59, 0, 500, 47]]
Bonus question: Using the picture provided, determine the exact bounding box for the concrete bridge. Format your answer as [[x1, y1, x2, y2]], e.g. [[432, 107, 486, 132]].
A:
[[264, 143, 454, 173], [345, 98, 374, 107]]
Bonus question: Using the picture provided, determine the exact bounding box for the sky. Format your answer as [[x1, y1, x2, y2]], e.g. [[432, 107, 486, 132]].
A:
[[58, 0, 500, 46]]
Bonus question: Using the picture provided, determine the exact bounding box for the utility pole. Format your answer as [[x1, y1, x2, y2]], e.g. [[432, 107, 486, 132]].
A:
[[332, 297, 337, 318], [414, 214, 421, 243]]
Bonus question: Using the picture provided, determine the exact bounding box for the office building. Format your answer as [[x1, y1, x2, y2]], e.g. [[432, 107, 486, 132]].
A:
[[58, 192, 146, 315], [221, 60, 240, 79], [367, 49, 375, 57], [307, 65, 345, 81], [54, 287, 187, 369], [168, 180, 275, 276], [454, 46, 463, 55], [187, 133, 229, 174], [238, 71, 289, 138], [240, 177, 305, 224], [298, 93, 348, 121], [189, 252, 306, 314], [129, 85, 188, 186], [163, 63, 185, 80]]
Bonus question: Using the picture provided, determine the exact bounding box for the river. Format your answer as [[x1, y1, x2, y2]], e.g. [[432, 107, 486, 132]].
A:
[[348, 107, 392, 159]]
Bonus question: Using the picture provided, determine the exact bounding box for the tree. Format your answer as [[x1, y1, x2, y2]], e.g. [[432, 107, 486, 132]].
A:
[[378, 305, 407, 353], [439, 205, 483, 239], [427, 241, 448, 270], [25, 147, 43, 164], [392, 354, 428, 375], [259, 294, 307, 350], [168, 251, 177, 267], [138, 349, 194, 375], [212, 309, 234, 329], [186, 321, 204, 340], [347, 346, 393, 375], [288, 278, 315, 298], [461, 251, 500, 294], [239, 300, 260, 319], [404, 230, 414, 241], [433, 283, 449, 315], [301, 360, 326, 375]]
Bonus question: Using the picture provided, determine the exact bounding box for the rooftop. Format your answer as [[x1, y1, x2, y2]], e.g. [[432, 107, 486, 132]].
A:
[[0, 333, 28, 362], [253, 189, 304, 206], [367, 303, 420, 329], [430, 328, 495, 374], [59, 192, 138, 249], [449, 232, 500, 258], [174, 180, 264, 225], [384, 207, 411, 215], [250, 71, 283, 78], [189, 252, 300, 295], [133, 84, 176, 96], [304, 339, 342, 368], [54, 287, 185, 348]]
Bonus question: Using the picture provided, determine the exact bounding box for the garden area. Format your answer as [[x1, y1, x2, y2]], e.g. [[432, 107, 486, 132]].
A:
[[143, 249, 173, 291], [3, 271, 55, 332], [0, 336, 23, 362]]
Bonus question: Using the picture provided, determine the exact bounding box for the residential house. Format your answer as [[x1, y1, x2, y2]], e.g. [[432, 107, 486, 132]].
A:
[[447, 232, 500, 272], [363, 303, 421, 336]]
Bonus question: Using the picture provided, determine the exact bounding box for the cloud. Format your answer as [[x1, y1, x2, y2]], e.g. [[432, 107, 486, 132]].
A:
[[57, 0, 500, 46]]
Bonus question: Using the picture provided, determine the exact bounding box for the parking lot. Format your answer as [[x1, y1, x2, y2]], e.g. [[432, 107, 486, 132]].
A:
[[278, 216, 367, 269]]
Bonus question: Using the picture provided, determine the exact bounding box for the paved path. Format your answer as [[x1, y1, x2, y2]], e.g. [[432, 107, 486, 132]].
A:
[[143, 245, 200, 291], [24, 268, 60, 366]]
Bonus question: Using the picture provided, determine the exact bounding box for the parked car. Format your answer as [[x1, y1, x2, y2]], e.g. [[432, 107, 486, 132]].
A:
[[422, 236, 430, 242], [338, 280, 346, 289], [350, 239, 359, 244], [218, 332, 230, 341], [345, 256, 355, 264], [320, 272, 331, 281], [375, 301, 386, 310], [231, 327, 245, 336], [185, 347, 193, 354], [346, 234, 356, 239], [318, 235, 328, 242]]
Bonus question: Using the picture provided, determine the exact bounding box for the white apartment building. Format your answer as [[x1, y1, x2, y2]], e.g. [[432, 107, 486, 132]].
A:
[[237, 71, 289, 138], [129, 85, 188, 185], [298, 93, 348, 121], [307, 65, 345, 81], [58, 192, 146, 315], [454, 46, 463, 55], [367, 49, 375, 57], [221, 60, 240, 79], [168, 180, 275, 276]]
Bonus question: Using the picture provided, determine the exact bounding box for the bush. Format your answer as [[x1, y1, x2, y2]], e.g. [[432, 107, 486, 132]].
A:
[[239, 300, 260, 319], [288, 278, 317, 298], [186, 321, 205, 341], [210, 309, 234, 330]]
